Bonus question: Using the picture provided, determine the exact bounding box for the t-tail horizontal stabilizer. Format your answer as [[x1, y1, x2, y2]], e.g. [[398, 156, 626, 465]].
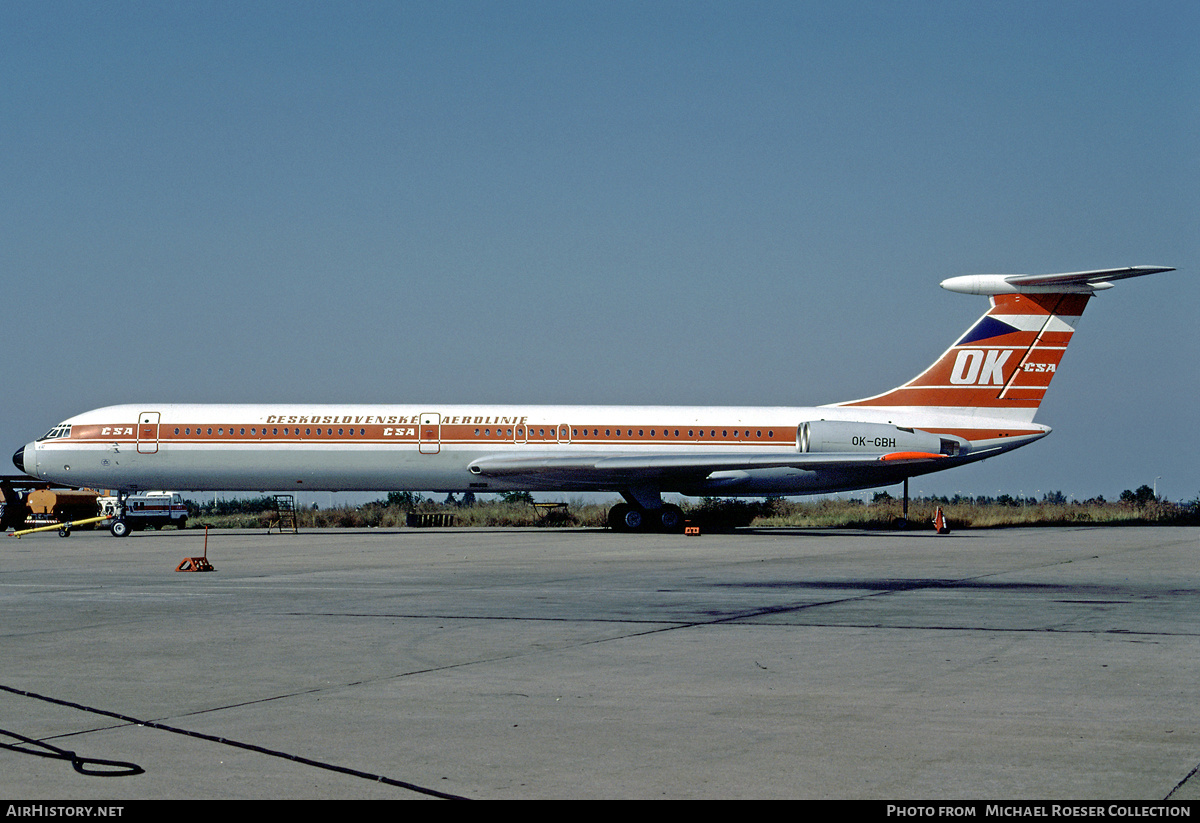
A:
[[940, 266, 1175, 295]]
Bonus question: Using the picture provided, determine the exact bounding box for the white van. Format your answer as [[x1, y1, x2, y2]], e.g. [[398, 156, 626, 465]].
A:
[[107, 492, 188, 536]]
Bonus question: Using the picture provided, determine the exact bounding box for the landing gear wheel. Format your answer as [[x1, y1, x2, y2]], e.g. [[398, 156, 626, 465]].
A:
[[608, 503, 646, 532], [110, 519, 130, 538], [657, 504, 685, 533], [608, 503, 628, 531]]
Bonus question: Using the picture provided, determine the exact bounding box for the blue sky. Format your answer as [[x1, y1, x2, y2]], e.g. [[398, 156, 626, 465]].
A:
[[2, 1, 1196, 503]]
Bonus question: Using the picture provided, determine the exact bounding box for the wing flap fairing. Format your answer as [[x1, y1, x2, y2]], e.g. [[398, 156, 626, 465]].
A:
[[468, 450, 949, 485]]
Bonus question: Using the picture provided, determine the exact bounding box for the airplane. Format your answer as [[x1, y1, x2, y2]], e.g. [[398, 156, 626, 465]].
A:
[[11, 265, 1175, 535]]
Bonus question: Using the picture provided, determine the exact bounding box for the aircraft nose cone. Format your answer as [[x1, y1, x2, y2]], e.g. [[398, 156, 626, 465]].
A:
[[13, 446, 26, 473]]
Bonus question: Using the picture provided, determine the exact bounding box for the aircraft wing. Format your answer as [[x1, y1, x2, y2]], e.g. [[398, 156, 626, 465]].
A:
[[468, 450, 952, 486]]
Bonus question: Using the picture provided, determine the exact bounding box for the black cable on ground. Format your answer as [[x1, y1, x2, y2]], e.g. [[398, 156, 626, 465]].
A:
[[0, 684, 466, 799], [0, 728, 144, 776]]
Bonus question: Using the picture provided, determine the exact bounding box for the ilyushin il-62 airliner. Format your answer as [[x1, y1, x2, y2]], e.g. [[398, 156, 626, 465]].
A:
[[11, 266, 1174, 534]]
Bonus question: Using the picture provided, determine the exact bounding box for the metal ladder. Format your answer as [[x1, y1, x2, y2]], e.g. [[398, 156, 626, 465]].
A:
[[271, 494, 298, 533]]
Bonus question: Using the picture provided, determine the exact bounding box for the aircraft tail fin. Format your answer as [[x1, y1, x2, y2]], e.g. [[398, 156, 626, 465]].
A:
[[833, 266, 1174, 422]]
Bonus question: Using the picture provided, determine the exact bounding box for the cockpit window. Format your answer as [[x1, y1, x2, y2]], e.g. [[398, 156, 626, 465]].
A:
[[39, 424, 72, 441]]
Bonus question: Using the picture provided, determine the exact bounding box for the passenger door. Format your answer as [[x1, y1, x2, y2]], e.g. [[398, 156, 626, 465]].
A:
[[419, 413, 441, 454], [136, 411, 160, 454]]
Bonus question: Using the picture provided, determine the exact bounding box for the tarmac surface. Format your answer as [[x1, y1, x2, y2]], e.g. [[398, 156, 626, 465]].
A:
[[1, 525, 1198, 800]]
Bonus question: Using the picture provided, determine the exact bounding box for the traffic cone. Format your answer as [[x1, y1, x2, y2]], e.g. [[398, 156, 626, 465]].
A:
[[932, 506, 950, 534]]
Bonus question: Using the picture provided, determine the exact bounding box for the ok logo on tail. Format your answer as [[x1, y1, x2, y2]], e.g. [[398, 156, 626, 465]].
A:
[[949, 349, 1013, 385]]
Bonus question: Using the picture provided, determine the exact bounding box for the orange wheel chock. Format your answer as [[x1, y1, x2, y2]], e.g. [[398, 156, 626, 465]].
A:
[[176, 525, 215, 571]]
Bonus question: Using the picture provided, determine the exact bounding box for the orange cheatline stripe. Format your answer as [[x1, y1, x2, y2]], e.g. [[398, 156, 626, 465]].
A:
[[54, 422, 1047, 447]]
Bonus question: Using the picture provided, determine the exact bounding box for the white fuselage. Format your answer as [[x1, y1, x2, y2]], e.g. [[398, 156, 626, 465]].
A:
[[17, 402, 1046, 497]]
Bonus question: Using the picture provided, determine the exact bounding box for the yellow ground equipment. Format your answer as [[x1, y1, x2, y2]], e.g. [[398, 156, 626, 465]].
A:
[[9, 515, 113, 538]]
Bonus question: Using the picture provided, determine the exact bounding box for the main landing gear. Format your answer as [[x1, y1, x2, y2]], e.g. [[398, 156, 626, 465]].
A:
[[608, 502, 685, 533]]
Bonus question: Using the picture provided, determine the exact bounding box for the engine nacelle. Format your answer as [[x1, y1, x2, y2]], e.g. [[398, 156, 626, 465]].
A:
[[798, 421, 967, 456]]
